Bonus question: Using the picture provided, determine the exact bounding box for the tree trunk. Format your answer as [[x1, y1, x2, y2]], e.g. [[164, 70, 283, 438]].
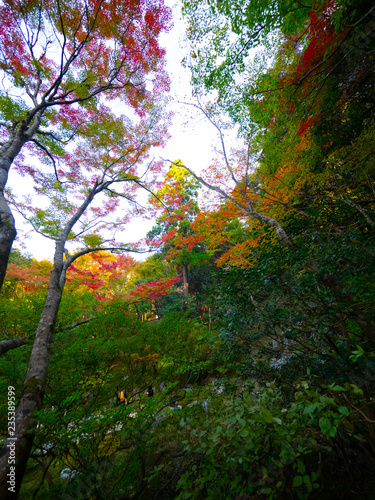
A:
[[182, 264, 189, 298], [0, 183, 17, 291], [0, 256, 63, 498], [0, 134, 29, 290], [0, 182, 100, 497], [178, 162, 294, 246]]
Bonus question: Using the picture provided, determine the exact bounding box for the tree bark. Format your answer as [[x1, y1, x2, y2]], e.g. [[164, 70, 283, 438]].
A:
[[0, 182, 101, 497], [0, 206, 16, 291], [0, 251, 63, 498], [182, 264, 189, 297], [0, 134, 28, 290]]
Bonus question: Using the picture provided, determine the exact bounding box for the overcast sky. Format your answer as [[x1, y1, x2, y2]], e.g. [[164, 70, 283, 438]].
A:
[[10, 0, 222, 261]]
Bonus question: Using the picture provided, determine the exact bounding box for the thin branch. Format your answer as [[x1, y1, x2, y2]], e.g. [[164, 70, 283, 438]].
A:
[[31, 138, 63, 183], [59, 319, 92, 331], [344, 5, 375, 28], [328, 195, 375, 226], [182, 100, 256, 212], [260, 186, 310, 218], [8, 203, 59, 241], [342, 393, 375, 423], [36, 128, 78, 145], [126, 178, 170, 211]]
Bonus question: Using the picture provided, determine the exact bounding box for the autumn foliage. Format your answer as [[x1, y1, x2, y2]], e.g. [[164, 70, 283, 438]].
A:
[[127, 275, 182, 302]]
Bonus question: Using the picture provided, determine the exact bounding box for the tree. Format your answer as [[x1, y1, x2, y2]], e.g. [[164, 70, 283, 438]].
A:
[[163, 108, 293, 246], [128, 274, 183, 319], [65, 251, 137, 299], [176, 0, 375, 474], [147, 161, 208, 296], [180, 0, 375, 212], [0, 80, 170, 497], [0, 277, 218, 498], [1, 257, 51, 297], [176, 0, 375, 345], [0, 0, 172, 290]]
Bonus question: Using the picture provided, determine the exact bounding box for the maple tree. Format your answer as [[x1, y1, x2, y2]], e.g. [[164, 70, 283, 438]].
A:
[[0, 103, 172, 495], [66, 251, 137, 300], [180, 0, 375, 464], [177, 0, 375, 467], [3, 298, 218, 497], [127, 274, 183, 318], [164, 109, 293, 247], [0, 0, 173, 494], [179, 0, 375, 255], [147, 161, 206, 296], [0, 0, 172, 290], [2, 257, 52, 297]]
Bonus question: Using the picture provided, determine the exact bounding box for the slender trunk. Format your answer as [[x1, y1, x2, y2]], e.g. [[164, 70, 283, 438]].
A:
[[0, 249, 64, 498], [178, 162, 294, 246], [134, 302, 141, 321], [0, 168, 100, 497], [0, 134, 29, 290], [0, 176, 17, 291], [250, 211, 292, 245], [0, 203, 16, 290], [182, 264, 189, 298]]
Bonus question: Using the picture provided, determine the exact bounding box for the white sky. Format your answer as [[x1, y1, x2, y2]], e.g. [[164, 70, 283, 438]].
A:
[[10, 0, 223, 261]]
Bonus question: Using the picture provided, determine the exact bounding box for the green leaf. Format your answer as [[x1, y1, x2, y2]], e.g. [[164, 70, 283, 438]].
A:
[[297, 459, 305, 475], [293, 476, 303, 487], [311, 471, 320, 482], [303, 404, 317, 415], [338, 406, 349, 416], [350, 385, 363, 395], [329, 384, 345, 391], [83, 234, 103, 247], [261, 409, 275, 424], [236, 415, 246, 426], [319, 417, 331, 435]]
